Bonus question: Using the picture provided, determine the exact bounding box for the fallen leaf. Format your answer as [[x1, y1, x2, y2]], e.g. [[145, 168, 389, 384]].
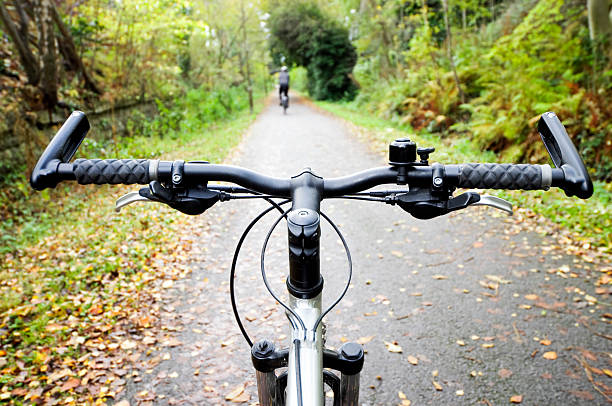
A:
[[432, 275, 448, 280], [357, 336, 374, 344], [225, 385, 245, 401], [485, 274, 511, 284], [432, 381, 443, 391], [542, 351, 557, 360], [498, 369, 513, 378], [162, 338, 182, 347], [60, 377, 80, 391], [524, 294, 539, 301], [120, 340, 137, 350], [510, 395, 523, 403], [456, 389, 464, 396], [384, 341, 403, 353], [539, 339, 551, 346], [407, 355, 418, 365]]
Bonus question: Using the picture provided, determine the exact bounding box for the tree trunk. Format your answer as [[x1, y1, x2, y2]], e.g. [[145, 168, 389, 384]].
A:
[[34, 0, 58, 108], [0, 0, 40, 84], [587, 0, 612, 43], [240, 2, 253, 114], [442, 0, 466, 104], [13, 0, 29, 40], [50, 4, 101, 93]]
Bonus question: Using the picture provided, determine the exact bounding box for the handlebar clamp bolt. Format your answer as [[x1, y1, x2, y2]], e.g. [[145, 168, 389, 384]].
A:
[[433, 177, 443, 187], [172, 174, 182, 184]]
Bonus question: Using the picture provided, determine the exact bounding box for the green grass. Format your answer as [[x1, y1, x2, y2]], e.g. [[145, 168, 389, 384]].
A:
[[315, 100, 611, 251]]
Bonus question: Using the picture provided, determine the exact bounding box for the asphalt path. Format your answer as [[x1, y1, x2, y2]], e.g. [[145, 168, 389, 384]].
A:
[[124, 95, 609, 405]]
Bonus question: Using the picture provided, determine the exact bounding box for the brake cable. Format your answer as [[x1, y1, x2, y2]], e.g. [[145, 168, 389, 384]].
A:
[[230, 196, 354, 346], [260, 207, 353, 340], [230, 198, 290, 347], [312, 211, 352, 334], [261, 208, 308, 335]]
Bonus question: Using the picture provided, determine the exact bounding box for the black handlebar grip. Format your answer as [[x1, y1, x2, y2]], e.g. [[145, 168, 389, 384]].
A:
[[457, 163, 544, 190], [73, 159, 150, 185]]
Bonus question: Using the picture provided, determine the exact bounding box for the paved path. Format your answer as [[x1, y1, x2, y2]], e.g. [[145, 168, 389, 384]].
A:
[[124, 95, 609, 405]]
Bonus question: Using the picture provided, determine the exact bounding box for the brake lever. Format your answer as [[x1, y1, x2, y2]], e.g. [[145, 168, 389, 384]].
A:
[[472, 195, 513, 215], [115, 191, 153, 212]]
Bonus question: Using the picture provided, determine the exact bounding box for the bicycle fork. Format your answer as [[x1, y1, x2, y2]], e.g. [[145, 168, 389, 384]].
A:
[[251, 305, 364, 406]]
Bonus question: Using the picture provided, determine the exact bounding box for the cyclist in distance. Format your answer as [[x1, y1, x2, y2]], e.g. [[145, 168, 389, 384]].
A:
[[278, 66, 289, 105]]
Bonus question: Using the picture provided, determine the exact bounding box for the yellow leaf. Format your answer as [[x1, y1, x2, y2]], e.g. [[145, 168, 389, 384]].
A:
[[510, 395, 523, 403], [357, 336, 374, 344], [456, 340, 465, 346], [384, 341, 403, 353], [524, 294, 539, 301], [407, 355, 418, 365], [398, 391, 407, 400], [485, 275, 511, 284], [539, 339, 551, 346], [120, 340, 137, 350], [432, 275, 447, 280], [542, 351, 557, 360], [225, 385, 245, 401], [433, 381, 443, 391]]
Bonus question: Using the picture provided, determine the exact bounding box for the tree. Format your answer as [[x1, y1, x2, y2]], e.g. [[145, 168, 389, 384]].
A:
[[269, 1, 357, 100], [587, 0, 612, 44], [0, 0, 100, 110]]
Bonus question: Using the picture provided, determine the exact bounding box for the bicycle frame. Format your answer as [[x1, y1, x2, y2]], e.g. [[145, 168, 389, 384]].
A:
[[285, 295, 324, 406]]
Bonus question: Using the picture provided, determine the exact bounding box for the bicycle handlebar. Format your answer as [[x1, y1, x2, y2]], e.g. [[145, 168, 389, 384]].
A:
[[30, 111, 593, 200], [52, 158, 557, 195]]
